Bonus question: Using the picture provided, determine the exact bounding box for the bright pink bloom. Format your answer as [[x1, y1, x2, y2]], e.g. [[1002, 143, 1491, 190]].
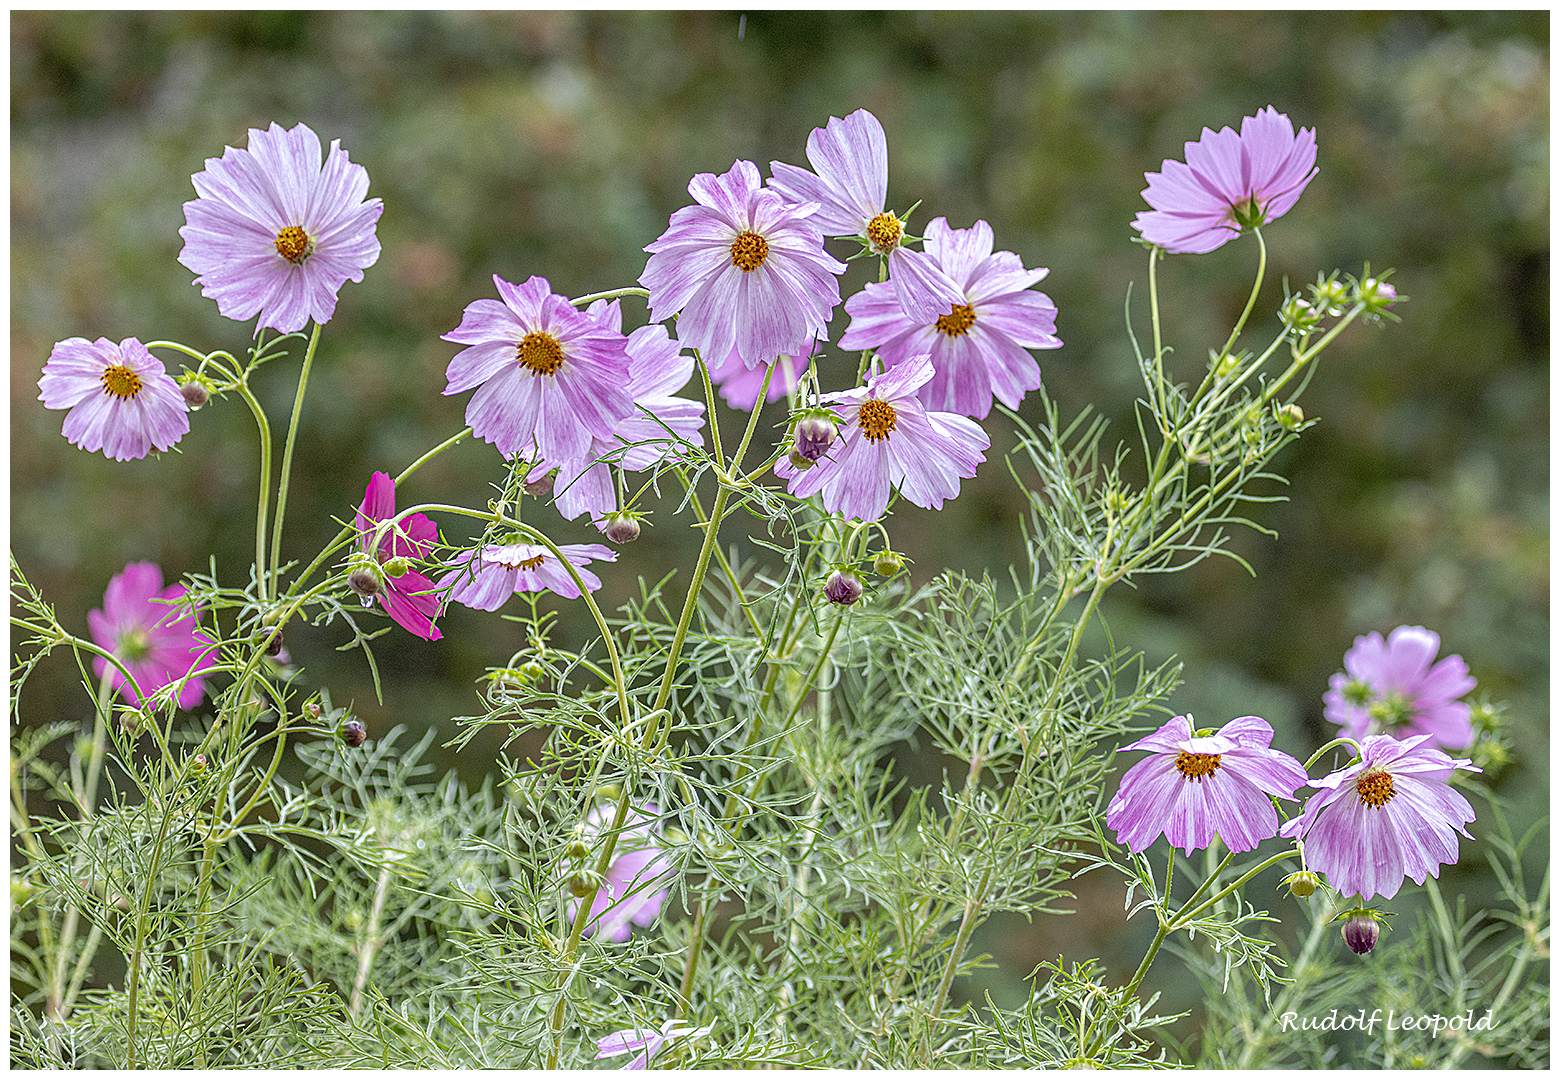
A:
[[443, 275, 634, 463], [39, 337, 190, 461], [88, 562, 213, 708], [839, 218, 1060, 419], [1106, 715, 1309, 855], [354, 472, 442, 641], [1133, 107, 1318, 254], [775, 353, 988, 522], [1323, 625, 1476, 750], [179, 122, 383, 333], [567, 802, 673, 943], [438, 541, 615, 610], [1280, 733, 1479, 901], [641, 159, 845, 368]]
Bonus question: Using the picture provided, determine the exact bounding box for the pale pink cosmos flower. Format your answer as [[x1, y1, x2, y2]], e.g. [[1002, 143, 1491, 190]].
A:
[[641, 159, 845, 369], [595, 1018, 714, 1070], [39, 337, 190, 461], [437, 541, 615, 610], [1133, 107, 1318, 254], [1323, 625, 1476, 750], [354, 472, 443, 641], [443, 275, 634, 464], [705, 347, 805, 411], [179, 121, 383, 333], [1280, 733, 1479, 901], [88, 562, 214, 708], [1106, 715, 1309, 855], [567, 802, 673, 943], [775, 353, 989, 522], [768, 108, 963, 322], [839, 218, 1060, 419]]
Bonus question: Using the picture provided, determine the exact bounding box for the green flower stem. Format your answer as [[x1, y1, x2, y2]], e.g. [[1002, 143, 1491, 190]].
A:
[[1303, 736, 1362, 771], [124, 786, 182, 1069], [569, 285, 650, 308], [231, 381, 275, 604], [921, 872, 992, 1066], [350, 862, 396, 1020], [1234, 893, 1336, 1068], [268, 321, 322, 596]]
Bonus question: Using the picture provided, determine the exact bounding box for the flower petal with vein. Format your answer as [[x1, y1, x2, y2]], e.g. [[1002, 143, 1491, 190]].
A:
[[438, 541, 615, 610], [39, 337, 189, 461]]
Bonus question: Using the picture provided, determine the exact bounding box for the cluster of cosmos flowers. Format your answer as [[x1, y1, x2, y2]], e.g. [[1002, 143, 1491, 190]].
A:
[[42, 104, 1467, 984]]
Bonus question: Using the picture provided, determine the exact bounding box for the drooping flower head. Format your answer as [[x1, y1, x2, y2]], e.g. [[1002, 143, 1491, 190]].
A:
[[1280, 733, 1480, 902], [1133, 107, 1318, 254], [1323, 625, 1476, 750], [595, 1018, 714, 1070], [567, 802, 673, 943], [641, 159, 845, 369], [775, 353, 989, 522], [39, 337, 190, 461], [437, 541, 615, 611], [442, 275, 634, 463], [839, 218, 1060, 419], [768, 108, 963, 322], [179, 121, 383, 333], [1106, 715, 1309, 855], [88, 562, 214, 708], [353, 472, 443, 641]]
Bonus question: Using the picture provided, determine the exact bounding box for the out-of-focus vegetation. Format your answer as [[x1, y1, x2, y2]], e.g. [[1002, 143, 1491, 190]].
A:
[[11, 9, 1547, 1034]]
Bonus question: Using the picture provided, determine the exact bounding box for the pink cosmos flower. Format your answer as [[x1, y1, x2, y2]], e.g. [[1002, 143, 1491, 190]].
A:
[[641, 159, 845, 369], [442, 275, 634, 463], [88, 562, 213, 708], [437, 541, 615, 610], [768, 108, 963, 322], [1323, 625, 1476, 750], [567, 802, 673, 943], [39, 337, 190, 461], [706, 347, 805, 411], [774, 353, 988, 522], [1106, 715, 1309, 855], [1133, 107, 1318, 254], [1279, 733, 1480, 901], [839, 218, 1060, 419], [595, 1018, 714, 1070], [354, 472, 443, 641], [179, 121, 383, 333]]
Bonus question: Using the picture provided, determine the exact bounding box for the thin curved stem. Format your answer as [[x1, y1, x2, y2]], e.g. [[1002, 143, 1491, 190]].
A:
[[269, 321, 322, 596]]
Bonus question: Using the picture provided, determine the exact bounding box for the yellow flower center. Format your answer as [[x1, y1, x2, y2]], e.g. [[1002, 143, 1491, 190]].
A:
[[1175, 751, 1222, 783], [117, 627, 152, 662], [274, 225, 313, 264], [516, 332, 565, 376], [866, 212, 902, 253], [730, 230, 769, 273], [856, 398, 898, 444], [100, 364, 143, 400], [935, 303, 977, 336], [1356, 768, 1397, 809]]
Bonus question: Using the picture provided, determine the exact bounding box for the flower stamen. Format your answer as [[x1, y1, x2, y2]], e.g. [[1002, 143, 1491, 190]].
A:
[[516, 332, 566, 376], [1175, 751, 1222, 782], [274, 225, 314, 264], [516, 554, 546, 572], [935, 303, 977, 337], [856, 398, 898, 443], [730, 231, 769, 272], [1356, 768, 1397, 809], [100, 365, 143, 400], [866, 212, 902, 254]]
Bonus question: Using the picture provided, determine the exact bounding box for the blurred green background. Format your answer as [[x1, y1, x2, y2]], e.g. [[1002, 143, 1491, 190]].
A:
[[11, 9, 1548, 1040]]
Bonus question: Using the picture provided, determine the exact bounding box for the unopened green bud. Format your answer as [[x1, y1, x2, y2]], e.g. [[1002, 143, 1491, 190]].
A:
[[1275, 403, 1305, 431], [873, 550, 904, 576], [565, 839, 590, 861], [1280, 294, 1322, 333], [1281, 870, 1320, 898], [382, 556, 411, 579]]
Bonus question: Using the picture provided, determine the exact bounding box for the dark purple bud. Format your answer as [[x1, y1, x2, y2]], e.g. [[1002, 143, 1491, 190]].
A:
[[264, 629, 285, 657], [824, 569, 864, 606], [1342, 912, 1380, 954], [523, 468, 556, 498], [179, 381, 210, 409], [793, 413, 838, 463], [341, 718, 367, 749], [603, 513, 641, 545], [349, 565, 383, 602]]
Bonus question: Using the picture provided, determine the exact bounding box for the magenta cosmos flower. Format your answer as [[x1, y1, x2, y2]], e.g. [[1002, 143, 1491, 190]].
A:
[[1323, 625, 1476, 750], [567, 802, 673, 943], [179, 121, 383, 333], [353, 472, 443, 641], [641, 159, 845, 368], [1280, 733, 1479, 901], [443, 275, 633, 463], [839, 217, 1060, 419], [774, 353, 988, 522], [1106, 715, 1309, 855], [437, 541, 615, 610], [88, 562, 213, 708], [768, 108, 963, 323], [595, 1018, 714, 1070], [39, 337, 190, 461], [1133, 107, 1318, 254]]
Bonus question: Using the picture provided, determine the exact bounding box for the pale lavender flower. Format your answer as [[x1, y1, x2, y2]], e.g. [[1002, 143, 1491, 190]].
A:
[[39, 337, 190, 461], [706, 347, 805, 411], [839, 218, 1060, 419], [442, 275, 633, 463], [775, 353, 988, 522], [595, 1018, 714, 1070], [1106, 715, 1309, 855], [768, 108, 963, 322], [1133, 106, 1318, 254], [1280, 733, 1479, 902], [88, 562, 214, 708], [179, 121, 383, 333], [567, 802, 672, 943], [438, 541, 615, 611], [1323, 625, 1476, 750], [641, 159, 845, 368]]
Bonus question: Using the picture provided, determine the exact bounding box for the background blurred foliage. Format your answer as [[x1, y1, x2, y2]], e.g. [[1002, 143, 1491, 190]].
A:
[[11, 9, 1548, 1033]]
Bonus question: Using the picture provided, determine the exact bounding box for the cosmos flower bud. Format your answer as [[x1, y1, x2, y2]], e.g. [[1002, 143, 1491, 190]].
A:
[[824, 569, 864, 606], [187, 753, 208, 777], [382, 556, 412, 579], [523, 468, 557, 498], [1281, 870, 1320, 898], [303, 701, 323, 720], [787, 448, 816, 471], [1310, 273, 1350, 317], [179, 379, 211, 409], [1280, 295, 1321, 333], [602, 513, 641, 545], [1356, 276, 1401, 318], [349, 564, 384, 602], [873, 550, 904, 576], [341, 718, 367, 748], [792, 412, 838, 463], [263, 628, 285, 657], [1342, 911, 1381, 954], [1275, 403, 1305, 432]]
